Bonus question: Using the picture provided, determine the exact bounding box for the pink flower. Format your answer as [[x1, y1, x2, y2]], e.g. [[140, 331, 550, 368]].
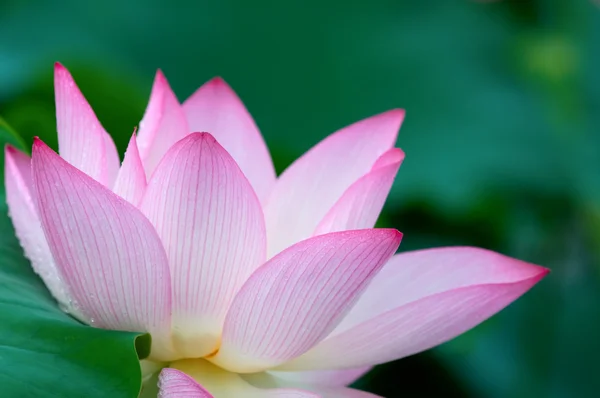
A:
[[4, 63, 548, 398]]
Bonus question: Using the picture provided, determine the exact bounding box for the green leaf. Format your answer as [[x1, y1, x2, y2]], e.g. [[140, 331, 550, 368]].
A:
[[0, 120, 148, 397]]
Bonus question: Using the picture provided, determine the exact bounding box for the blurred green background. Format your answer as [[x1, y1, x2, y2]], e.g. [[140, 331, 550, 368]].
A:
[[1, 0, 599, 396]]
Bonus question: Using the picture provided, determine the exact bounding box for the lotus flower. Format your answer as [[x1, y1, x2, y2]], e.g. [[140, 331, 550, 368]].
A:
[[4, 63, 548, 398]]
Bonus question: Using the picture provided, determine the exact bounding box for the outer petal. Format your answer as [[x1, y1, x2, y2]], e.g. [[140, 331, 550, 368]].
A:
[[280, 247, 548, 370], [244, 370, 377, 398], [170, 359, 319, 398], [182, 77, 276, 203], [313, 388, 381, 398], [212, 229, 402, 373], [137, 70, 189, 177], [264, 110, 404, 257], [268, 368, 371, 388], [314, 148, 404, 235], [158, 369, 214, 398], [54, 63, 116, 185], [31, 139, 173, 359], [4, 146, 74, 312], [245, 368, 370, 389], [112, 134, 147, 206], [140, 133, 266, 358]]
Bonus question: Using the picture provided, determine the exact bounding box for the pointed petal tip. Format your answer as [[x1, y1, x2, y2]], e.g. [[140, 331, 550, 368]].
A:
[[372, 228, 403, 242], [32, 137, 48, 151], [327, 228, 403, 243], [54, 62, 72, 80], [390, 147, 406, 161], [4, 145, 27, 169], [379, 108, 406, 125], [530, 265, 550, 281], [386, 108, 406, 119], [154, 69, 169, 86], [391, 228, 403, 240], [450, 246, 550, 283], [371, 147, 405, 170], [203, 76, 236, 93], [4, 145, 30, 167], [5, 144, 17, 155], [208, 76, 227, 86], [186, 131, 218, 144]]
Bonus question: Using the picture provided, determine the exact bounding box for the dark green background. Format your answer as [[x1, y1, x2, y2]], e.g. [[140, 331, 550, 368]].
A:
[[1, 0, 599, 396]]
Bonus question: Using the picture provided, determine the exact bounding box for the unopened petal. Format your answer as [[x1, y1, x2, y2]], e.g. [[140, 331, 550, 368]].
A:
[[264, 110, 404, 257], [54, 63, 116, 185], [137, 70, 189, 177], [31, 139, 173, 359], [140, 133, 266, 358], [280, 247, 548, 370], [212, 229, 402, 373], [112, 134, 147, 206], [183, 77, 276, 203]]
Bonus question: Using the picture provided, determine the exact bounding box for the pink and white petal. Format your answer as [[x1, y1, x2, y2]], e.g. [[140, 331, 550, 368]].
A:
[[4, 146, 75, 312], [212, 229, 402, 373], [112, 134, 147, 206], [314, 148, 404, 235], [103, 132, 121, 187], [268, 368, 372, 388], [54, 63, 111, 185], [140, 133, 266, 358], [244, 371, 377, 398], [264, 110, 404, 257], [313, 388, 381, 398], [244, 368, 370, 390], [31, 139, 173, 359], [279, 247, 548, 370], [266, 391, 321, 397], [137, 70, 189, 177], [183, 77, 275, 203], [158, 368, 215, 398], [169, 360, 319, 398]]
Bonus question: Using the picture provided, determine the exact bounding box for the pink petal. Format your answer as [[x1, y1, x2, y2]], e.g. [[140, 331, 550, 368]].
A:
[[313, 388, 381, 398], [182, 77, 276, 202], [4, 146, 75, 312], [280, 247, 548, 370], [244, 371, 377, 397], [54, 63, 114, 185], [140, 133, 266, 358], [137, 70, 189, 177], [314, 148, 404, 235], [158, 368, 215, 398], [103, 132, 120, 187], [31, 138, 173, 359], [264, 110, 404, 257], [112, 134, 147, 206], [266, 392, 321, 397], [268, 368, 371, 388], [212, 229, 402, 373]]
